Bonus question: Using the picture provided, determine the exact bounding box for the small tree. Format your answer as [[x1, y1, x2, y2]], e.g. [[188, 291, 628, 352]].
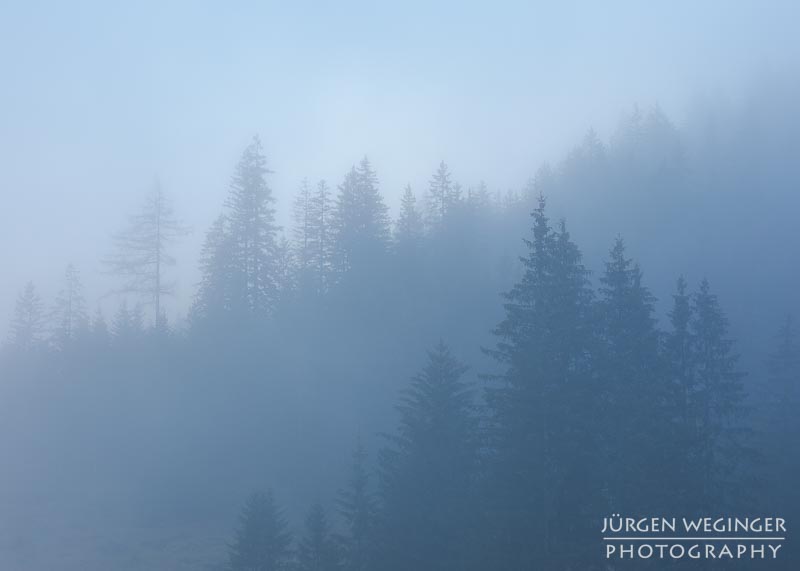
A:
[[104, 179, 187, 328], [51, 264, 88, 347], [377, 342, 478, 571], [229, 491, 292, 571], [426, 161, 455, 227], [394, 185, 424, 252], [337, 441, 375, 571], [8, 281, 45, 350], [297, 503, 341, 571]]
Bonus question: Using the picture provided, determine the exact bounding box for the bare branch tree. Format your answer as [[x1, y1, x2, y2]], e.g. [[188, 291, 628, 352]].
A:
[[104, 179, 189, 329]]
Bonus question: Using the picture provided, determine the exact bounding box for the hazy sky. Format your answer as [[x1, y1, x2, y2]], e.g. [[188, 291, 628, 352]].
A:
[[1, 0, 799, 327]]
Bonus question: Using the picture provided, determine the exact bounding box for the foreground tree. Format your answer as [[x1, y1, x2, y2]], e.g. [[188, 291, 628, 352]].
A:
[[596, 238, 673, 513], [297, 503, 341, 571], [377, 342, 478, 571], [229, 491, 292, 571], [103, 179, 187, 328], [690, 278, 748, 510], [484, 197, 599, 569], [337, 441, 375, 571]]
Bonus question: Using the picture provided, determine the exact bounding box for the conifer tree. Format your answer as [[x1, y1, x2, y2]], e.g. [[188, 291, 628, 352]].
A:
[[193, 214, 234, 321], [690, 278, 748, 510], [225, 135, 280, 315], [111, 301, 145, 343], [51, 264, 88, 348], [426, 161, 454, 227], [311, 180, 333, 293], [377, 342, 478, 571], [8, 281, 45, 350], [293, 178, 316, 279], [765, 315, 799, 414], [104, 179, 187, 328], [394, 185, 424, 253], [664, 276, 699, 511], [337, 441, 374, 571], [228, 491, 292, 571], [297, 503, 341, 571], [485, 197, 598, 569], [293, 178, 333, 295], [762, 315, 800, 522], [596, 238, 672, 514], [332, 158, 389, 275]]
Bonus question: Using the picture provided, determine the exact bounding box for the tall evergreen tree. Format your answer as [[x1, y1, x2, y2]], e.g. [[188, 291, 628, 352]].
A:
[[293, 178, 333, 295], [337, 441, 375, 571], [664, 276, 699, 511], [377, 342, 478, 571], [225, 135, 280, 315], [293, 178, 316, 278], [596, 237, 671, 514], [104, 179, 187, 328], [311, 180, 333, 294], [762, 315, 800, 533], [426, 161, 454, 227], [228, 491, 292, 571], [690, 278, 748, 510], [394, 185, 424, 253], [485, 197, 599, 569], [297, 503, 341, 571], [193, 214, 234, 321], [332, 158, 389, 276], [51, 264, 88, 347], [8, 281, 45, 350], [765, 315, 799, 414]]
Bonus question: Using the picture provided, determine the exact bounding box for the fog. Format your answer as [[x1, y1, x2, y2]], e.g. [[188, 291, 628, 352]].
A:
[[1, 1, 800, 570], [3, 1, 798, 325]]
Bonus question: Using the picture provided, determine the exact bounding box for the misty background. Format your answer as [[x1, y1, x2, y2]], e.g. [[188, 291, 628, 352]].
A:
[[2, 1, 800, 570], [2, 0, 799, 328]]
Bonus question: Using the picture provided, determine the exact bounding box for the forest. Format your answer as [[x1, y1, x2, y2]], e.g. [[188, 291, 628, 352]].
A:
[[2, 80, 800, 570]]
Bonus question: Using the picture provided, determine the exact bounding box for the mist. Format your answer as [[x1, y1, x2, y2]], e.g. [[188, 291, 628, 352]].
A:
[[1, 1, 800, 570]]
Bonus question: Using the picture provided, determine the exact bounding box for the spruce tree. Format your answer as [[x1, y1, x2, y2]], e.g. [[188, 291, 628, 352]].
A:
[[297, 503, 341, 571], [193, 214, 234, 321], [596, 238, 672, 514], [332, 158, 389, 276], [426, 161, 454, 227], [311, 180, 333, 294], [337, 441, 374, 571], [664, 276, 699, 512], [111, 301, 145, 344], [228, 491, 292, 571], [690, 278, 748, 510], [762, 315, 800, 526], [8, 281, 45, 350], [225, 135, 280, 315], [377, 342, 478, 571], [293, 178, 316, 281], [51, 264, 88, 348], [394, 185, 424, 253], [485, 197, 598, 569]]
